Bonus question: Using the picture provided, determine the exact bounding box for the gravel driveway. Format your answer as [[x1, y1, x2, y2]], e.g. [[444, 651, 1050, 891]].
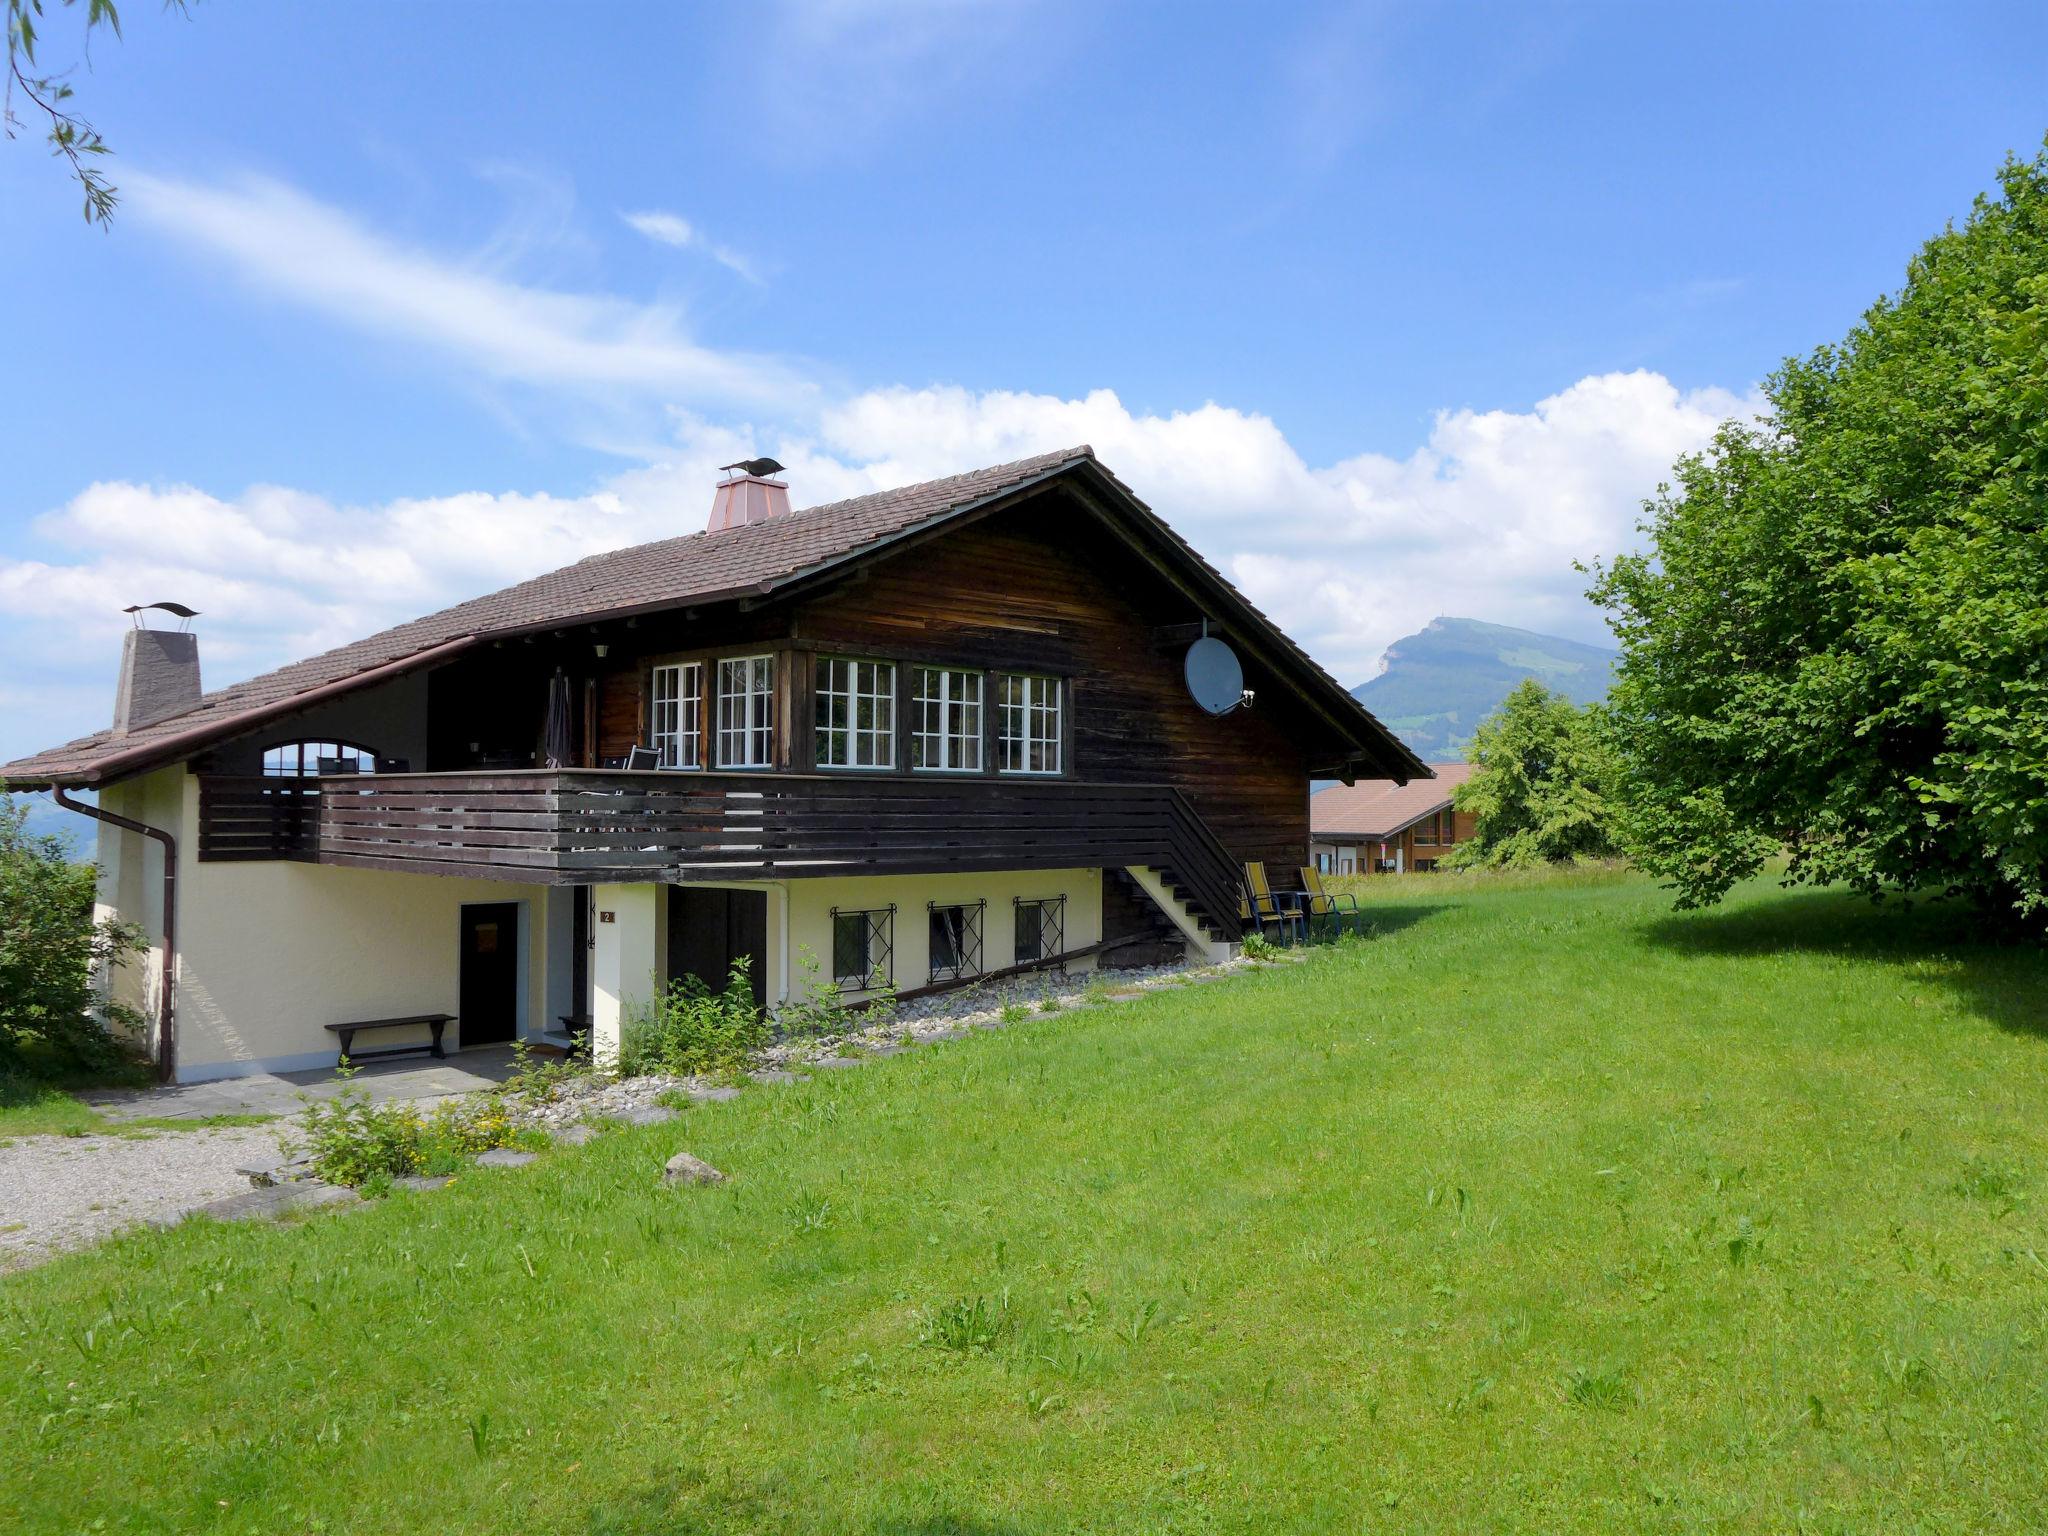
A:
[[0, 1125, 286, 1274]]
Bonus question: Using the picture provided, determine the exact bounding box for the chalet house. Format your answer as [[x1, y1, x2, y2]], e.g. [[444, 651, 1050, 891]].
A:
[[1310, 763, 1474, 874], [5, 448, 1421, 1083]]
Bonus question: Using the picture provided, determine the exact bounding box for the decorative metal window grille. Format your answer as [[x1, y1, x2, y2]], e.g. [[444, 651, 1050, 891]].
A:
[[1013, 895, 1066, 970], [831, 906, 894, 991], [816, 657, 896, 768], [997, 673, 1062, 774], [911, 666, 983, 771], [716, 654, 775, 768], [928, 900, 985, 984], [650, 661, 703, 769], [261, 740, 378, 776]]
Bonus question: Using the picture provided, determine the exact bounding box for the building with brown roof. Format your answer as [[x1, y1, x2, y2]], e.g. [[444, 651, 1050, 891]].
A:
[[1310, 762, 1475, 874], [5, 448, 1421, 1082]]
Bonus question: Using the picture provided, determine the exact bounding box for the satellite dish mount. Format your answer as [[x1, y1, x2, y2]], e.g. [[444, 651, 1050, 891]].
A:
[[1183, 620, 1251, 717]]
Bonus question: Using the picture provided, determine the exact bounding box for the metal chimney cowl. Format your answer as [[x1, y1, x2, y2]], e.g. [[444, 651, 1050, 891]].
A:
[[113, 628, 202, 735], [707, 470, 792, 532]]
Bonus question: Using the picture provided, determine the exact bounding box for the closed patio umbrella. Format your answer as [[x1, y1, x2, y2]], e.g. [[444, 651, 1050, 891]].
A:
[[543, 668, 574, 769]]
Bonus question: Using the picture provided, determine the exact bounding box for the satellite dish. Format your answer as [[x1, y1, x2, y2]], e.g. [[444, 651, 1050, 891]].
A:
[[1184, 635, 1245, 716]]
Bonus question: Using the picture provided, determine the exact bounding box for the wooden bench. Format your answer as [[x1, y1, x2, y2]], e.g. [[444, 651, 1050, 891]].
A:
[[536, 1014, 592, 1060], [325, 1013, 455, 1067]]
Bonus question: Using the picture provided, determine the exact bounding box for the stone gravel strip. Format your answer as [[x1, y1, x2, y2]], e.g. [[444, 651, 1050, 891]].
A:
[[0, 1125, 285, 1274]]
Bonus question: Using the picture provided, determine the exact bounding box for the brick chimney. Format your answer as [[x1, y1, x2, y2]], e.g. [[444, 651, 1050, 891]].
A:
[[113, 605, 202, 735], [708, 457, 792, 532]]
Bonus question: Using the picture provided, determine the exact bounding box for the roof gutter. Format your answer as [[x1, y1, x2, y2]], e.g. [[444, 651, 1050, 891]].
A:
[[52, 787, 179, 1083]]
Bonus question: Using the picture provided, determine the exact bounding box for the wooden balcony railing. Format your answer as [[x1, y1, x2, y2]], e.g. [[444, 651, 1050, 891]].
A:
[[198, 771, 1245, 936]]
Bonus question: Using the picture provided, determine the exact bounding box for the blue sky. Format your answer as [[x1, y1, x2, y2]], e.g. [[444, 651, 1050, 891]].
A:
[[5, 0, 2047, 769]]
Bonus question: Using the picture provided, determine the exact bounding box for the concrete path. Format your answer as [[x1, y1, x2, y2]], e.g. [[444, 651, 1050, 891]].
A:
[[79, 1045, 523, 1122]]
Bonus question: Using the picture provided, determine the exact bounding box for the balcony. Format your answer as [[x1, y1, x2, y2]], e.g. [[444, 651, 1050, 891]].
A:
[[197, 770, 1243, 934]]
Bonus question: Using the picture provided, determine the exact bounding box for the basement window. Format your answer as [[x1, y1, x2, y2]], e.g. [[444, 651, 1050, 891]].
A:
[[928, 900, 985, 984], [831, 907, 894, 992], [1014, 895, 1065, 969]]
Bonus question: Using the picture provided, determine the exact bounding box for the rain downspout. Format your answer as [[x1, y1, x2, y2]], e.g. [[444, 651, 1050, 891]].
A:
[[53, 786, 178, 1083]]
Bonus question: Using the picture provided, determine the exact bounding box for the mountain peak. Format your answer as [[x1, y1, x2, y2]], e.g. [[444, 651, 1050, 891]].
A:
[[1351, 617, 1616, 761]]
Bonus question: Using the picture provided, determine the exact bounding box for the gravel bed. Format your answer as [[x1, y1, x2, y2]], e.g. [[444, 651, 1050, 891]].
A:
[[0, 1124, 285, 1274]]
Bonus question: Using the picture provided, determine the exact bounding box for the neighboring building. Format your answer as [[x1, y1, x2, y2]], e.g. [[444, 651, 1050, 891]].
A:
[[3, 448, 1421, 1082], [1310, 763, 1475, 874]]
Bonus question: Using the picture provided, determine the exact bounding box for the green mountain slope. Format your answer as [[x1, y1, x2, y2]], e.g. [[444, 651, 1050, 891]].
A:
[[1351, 616, 1616, 761]]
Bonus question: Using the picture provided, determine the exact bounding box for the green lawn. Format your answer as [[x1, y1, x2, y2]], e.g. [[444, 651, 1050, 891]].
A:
[[0, 1077, 273, 1140], [5, 870, 2047, 1532]]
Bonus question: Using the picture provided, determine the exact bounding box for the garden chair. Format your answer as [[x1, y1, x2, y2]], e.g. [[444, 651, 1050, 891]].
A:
[[1299, 866, 1368, 941], [1240, 861, 1306, 946]]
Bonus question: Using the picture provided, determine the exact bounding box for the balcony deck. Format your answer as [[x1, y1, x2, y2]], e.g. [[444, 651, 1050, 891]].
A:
[[198, 770, 1243, 935]]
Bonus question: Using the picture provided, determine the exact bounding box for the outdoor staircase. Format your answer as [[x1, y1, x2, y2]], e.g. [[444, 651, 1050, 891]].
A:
[[1118, 864, 1240, 965]]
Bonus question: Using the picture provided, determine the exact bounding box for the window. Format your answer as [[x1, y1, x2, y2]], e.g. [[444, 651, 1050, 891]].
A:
[[816, 657, 896, 769], [650, 662, 703, 769], [928, 901, 985, 984], [997, 673, 1062, 774], [1415, 858, 1438, 874], [1414, 809, 1451, 847], [831, 907, 894, 991], [717, 655, 775, 767], [1014, 895, 1065, 969], [912, 667, 983, 772], [261, 740, 377, 776]]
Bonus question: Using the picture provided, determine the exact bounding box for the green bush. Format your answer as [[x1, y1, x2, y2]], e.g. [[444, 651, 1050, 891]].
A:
[[619, 956, 769, 1077], [0, 799, 146, 1078], [1445, 679, 1621, 871], [292, 1076, 529, 1186]]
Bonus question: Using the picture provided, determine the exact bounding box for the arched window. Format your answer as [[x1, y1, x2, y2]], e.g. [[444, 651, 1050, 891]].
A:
[[260, 740, 380, 777]]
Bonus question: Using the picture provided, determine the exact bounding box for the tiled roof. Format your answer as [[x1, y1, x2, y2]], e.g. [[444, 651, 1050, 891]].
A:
[[4, 446, 1423, 787], [1311, 762, 1474, 839]]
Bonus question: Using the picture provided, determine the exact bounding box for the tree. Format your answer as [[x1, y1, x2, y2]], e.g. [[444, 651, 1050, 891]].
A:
[[0, 798, 142, 1074], [1443, 679, 1621, 870], [1588, 148, 2048, 924], [5, 0, 182, 225]]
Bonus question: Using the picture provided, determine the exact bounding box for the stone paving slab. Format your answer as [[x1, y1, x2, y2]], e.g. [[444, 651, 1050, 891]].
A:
[[183, 1181, 361, 1225], [83, 1045, 524, 1122]]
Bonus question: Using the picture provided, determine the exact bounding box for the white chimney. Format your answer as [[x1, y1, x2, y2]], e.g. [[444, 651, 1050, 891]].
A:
[[113, 604, 202, 734], [708, 457, 792, 532]]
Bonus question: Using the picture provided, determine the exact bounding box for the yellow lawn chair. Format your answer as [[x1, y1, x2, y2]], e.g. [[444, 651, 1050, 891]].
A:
[[1240, 861, 1307, 946], [1300, 865, 1368, 941]]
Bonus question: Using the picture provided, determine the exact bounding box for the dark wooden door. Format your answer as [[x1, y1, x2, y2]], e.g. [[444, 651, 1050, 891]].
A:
[[459, 903, 521, 1045], [667, 888, 768, 1007]]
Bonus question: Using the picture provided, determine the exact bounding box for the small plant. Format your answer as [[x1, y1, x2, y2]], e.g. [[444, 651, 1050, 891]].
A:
[[1952, 1158, 2021, 1207], [787, 1191, 834, 1233], [1241, 932, 1281, 961], [1563, 1366, 1632, 1411], [1037, 997, 1061, 1014], [999, 1001, 1028, 1025], [918, 1293, 1009, 1354], [620, 956, 769, 1077], [499, 1038, 586, 1107], [290, 1068, 530, 1186]]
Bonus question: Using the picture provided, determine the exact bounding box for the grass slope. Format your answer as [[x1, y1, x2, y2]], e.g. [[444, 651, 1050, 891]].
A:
[[5, 871, 2047, 1533]]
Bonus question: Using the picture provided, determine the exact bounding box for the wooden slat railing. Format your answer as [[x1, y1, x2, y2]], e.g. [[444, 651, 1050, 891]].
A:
[[197, 771, 1248, 936]]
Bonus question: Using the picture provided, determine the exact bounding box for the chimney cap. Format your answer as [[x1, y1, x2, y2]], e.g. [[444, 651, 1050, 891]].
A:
[[123, 602, 200, 629], [718, 457, 786, 480]]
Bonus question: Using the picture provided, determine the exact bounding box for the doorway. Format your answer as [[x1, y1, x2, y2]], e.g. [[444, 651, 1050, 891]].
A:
[[667, 887, 769, 1008], [460, 902, 522, 1045]]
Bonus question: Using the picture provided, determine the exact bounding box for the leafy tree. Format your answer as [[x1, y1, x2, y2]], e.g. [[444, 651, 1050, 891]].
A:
[[1443, 678, 1620, 870], [1589, 148, 2048, 924], [6, 0, 184, 224], [0, 798, 143, 1074]]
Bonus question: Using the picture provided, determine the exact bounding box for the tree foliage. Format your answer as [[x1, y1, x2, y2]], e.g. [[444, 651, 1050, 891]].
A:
[[5, 0, 182, 225], [0, 798, 143, 1073], [1589, 149, 2048, 923], [1444, 678, 1620, 870]]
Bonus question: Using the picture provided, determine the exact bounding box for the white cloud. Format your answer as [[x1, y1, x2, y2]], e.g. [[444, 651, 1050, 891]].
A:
[[125, 172, 803, 410], [621, 208, 764, 284], [0, 370, 1753, 763]]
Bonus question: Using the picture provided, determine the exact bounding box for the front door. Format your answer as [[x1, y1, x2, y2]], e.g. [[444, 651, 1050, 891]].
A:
[[460, 903, 521, 1045], [667, 888, 769, 1008]]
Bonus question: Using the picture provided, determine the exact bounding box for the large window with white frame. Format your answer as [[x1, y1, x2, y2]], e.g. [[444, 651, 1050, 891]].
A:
[[997, 673, 1063, 774], [650, 661, 703, 769], [911, 666, 983, 772], [815, 657, 896, 769], [716, 654, 776, 768]]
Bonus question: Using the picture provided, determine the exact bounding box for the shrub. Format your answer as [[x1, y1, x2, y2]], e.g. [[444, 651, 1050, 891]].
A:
[[1444, 680, 1620, 871], [0, 799, 147, 1078], [774, 945, 898, 1040], [620, 956, 769, 1077], [291, 1076, 528, 1186]]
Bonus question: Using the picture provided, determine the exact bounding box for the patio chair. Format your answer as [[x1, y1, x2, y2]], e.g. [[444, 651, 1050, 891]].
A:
[[1299, 865, 1368, 940], [1240, 861, 1306, 946]]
